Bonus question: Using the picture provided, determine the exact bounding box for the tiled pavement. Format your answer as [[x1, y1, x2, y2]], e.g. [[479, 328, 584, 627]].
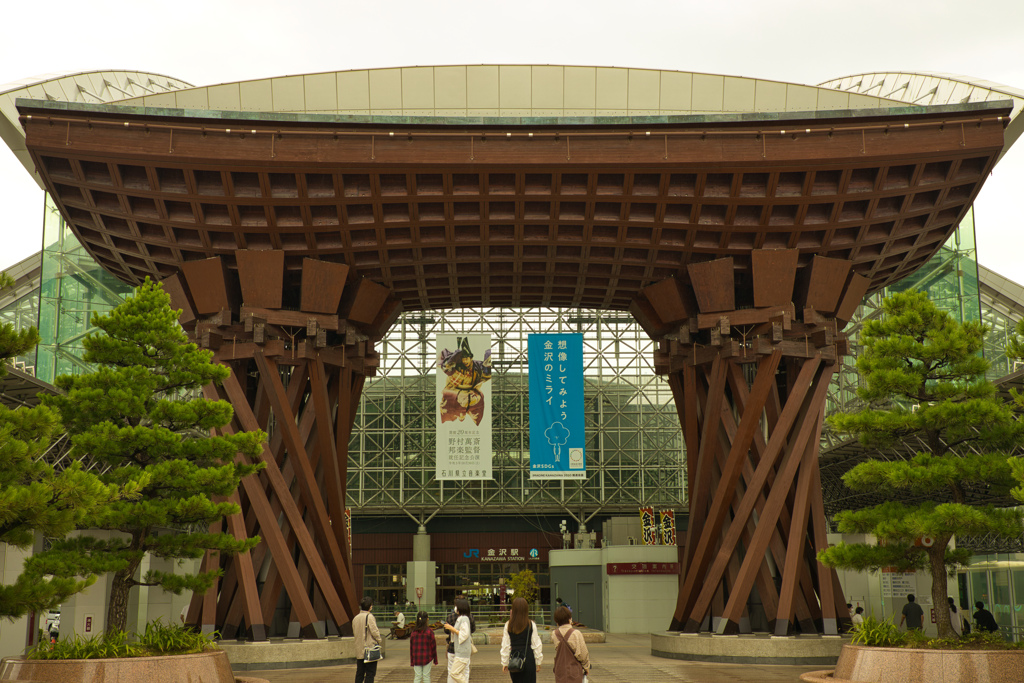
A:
[[247, 634, 821, 683]]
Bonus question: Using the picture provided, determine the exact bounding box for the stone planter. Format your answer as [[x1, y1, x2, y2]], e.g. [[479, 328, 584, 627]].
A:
[[0, 649, 267, 683], [800, 643, 1024, 683]]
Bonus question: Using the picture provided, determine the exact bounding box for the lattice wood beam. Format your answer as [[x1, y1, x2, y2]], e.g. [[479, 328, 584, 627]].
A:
[[637, 257, 857, 635], [170, 250, 391, 639]]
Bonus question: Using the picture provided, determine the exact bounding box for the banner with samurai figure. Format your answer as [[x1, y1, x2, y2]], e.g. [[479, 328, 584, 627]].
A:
[[660, 510, 677, 545], [528, 333, 585, 479], [640, 506, 658, 545], [436, 334, 492, 480]]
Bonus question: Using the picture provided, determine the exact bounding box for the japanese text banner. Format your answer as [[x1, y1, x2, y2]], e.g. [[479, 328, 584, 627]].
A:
[[436, 334, 492, 480], [528, 333, 585, 479], [640, 506, 658, 545]]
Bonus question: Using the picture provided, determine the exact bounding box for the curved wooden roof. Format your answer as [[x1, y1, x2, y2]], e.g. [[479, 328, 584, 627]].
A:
[[1, 70, 194, 188], [19, 98, 1008, 317], [819, 71, 1024, 161]]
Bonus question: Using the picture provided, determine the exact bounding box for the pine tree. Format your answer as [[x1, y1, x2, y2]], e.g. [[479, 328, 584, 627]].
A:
[[0, 274, 123, 619], [1005, 318, 1024, 504], [42, 278, 266, 632], [817, 290, 1024, 638]]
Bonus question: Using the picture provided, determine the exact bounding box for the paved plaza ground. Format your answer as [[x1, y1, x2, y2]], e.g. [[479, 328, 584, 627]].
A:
[[248, 633, 821, 683]]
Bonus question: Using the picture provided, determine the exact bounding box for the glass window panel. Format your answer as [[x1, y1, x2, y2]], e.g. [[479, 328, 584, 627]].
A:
[[992, 567, 1013, 633], [970, 570, 991, 611]]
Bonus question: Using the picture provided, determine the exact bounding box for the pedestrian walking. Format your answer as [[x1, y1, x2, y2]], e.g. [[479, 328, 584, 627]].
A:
[[500, 596, 543, 683], [552, 605, 589, 683], [899, 594, 924, 631]]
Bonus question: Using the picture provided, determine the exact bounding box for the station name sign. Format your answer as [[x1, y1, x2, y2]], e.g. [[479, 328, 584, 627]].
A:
[[606, 562, 679, 575], [462, 548, 541, 563]]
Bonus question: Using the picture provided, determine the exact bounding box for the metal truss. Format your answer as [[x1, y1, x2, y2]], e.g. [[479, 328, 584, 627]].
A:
[[957, 532, 1024, 554], [349, 307, 686, 519]]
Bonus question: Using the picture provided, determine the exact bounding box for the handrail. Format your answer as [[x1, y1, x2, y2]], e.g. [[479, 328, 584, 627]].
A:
[[388, 603, 549, 628]]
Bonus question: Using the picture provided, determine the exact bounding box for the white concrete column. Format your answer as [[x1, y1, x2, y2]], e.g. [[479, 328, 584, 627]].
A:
[[0, 544, 33, 659], [407, 527, 436, 607]]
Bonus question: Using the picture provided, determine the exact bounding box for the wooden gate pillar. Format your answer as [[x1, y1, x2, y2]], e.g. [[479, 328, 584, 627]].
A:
[[631, 250, 868, 636], [164, 252, 401, 640]]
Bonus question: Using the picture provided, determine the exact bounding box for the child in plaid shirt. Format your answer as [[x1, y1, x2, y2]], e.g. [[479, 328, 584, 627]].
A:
[[409, 611, 438, 683]]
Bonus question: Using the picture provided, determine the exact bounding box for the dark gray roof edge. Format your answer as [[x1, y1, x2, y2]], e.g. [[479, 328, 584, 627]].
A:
[[15, 98, 1015, 128]]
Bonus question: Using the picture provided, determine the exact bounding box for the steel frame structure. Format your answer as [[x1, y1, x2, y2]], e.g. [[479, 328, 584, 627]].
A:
[[351, 307, 685, 518]]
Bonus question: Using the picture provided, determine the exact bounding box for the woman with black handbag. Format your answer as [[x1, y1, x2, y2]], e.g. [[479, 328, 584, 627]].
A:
[[500, 597, 544, 683], [353, 596, 383, 683]]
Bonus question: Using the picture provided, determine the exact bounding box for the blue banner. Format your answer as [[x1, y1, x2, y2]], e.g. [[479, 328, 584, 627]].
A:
[[528, 334, 585, 479]]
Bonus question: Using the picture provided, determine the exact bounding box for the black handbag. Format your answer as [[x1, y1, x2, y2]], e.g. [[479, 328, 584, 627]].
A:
[[363, 617, 383, 663], [508, 623, 529, 673]]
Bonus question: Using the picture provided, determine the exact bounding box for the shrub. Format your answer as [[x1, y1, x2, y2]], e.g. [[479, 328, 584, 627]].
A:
[[27, 620, 217, 659], [851, 615, 906, 647], [508, 568, 539, 605], [139, 619, 217, 654], [850, 614, 1023, 650]]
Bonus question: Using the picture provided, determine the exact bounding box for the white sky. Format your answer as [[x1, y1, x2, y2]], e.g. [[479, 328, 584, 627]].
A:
[[2, 0, 1023, 283]]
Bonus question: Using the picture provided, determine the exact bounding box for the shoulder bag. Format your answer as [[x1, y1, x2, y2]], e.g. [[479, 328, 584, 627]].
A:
[[363, 616, 383, 663], [508, 622, 529, 672]]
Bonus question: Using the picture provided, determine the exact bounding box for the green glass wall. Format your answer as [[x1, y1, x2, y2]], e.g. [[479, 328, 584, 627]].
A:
[[824, 211, 983, 445], [886, 208, 981, 325], [35, 195, 132, 383], [0, 283, 40, 372], [965, 554, 1024, 641]]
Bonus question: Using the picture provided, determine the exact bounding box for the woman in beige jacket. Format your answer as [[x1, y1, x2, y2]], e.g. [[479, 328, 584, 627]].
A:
[[352, 596, 382, 683], [552, 606, 589, 683]]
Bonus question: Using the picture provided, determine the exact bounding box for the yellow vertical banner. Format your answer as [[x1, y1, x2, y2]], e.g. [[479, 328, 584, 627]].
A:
[[660, 510, 676, 545], [640, 506, 657, 545]]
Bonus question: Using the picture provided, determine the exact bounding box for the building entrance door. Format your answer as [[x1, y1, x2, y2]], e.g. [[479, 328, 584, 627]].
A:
[[576, 582, 596, 628]]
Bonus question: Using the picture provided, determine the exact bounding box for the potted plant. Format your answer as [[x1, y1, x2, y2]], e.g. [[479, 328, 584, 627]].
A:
[[800, 615, 1024, 683], [0, 620, 266, 683]]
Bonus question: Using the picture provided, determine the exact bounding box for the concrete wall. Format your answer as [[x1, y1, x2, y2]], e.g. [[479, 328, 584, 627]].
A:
[[0, 544, 32, 659], [550, 544, 679, 634], [601, 516, 643, 546], [602, 545, 678, 634], [549, 551, 603, 629]]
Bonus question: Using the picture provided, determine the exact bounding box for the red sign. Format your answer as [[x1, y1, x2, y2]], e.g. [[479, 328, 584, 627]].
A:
[[84, 616, 92, 633], [606, 562, 679, 575], [416, 587, 424, 598]]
